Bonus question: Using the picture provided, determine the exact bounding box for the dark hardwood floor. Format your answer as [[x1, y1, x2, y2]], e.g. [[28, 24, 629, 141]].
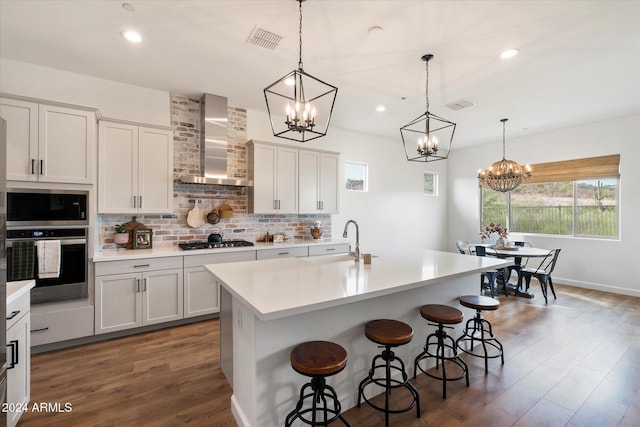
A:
[[20, 283, 640, 426]]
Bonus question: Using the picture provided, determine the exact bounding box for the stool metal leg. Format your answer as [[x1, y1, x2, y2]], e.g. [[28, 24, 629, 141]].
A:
[[414, 323, 469, 398], [455, 310, 504, 374], [285, 375, 351, 427], [358, 345, 420, 427]]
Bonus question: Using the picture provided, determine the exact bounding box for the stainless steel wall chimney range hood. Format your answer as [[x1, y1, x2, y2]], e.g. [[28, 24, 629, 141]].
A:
[[178, 93, 253, 187]]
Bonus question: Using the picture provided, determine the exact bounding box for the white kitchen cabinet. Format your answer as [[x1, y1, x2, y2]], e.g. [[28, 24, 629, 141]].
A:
[[256, 246, 309, 260], [6, 288, 31, 427], [1, 97, 96, 184], [30, 306, 94, 346], [247, 141, 298, 213], [308, 243, 351, 256], [94, 257, 183, 334], [183, 251, 256, 318], [298, 149, 339, 214], [98, 120, 173, 214]]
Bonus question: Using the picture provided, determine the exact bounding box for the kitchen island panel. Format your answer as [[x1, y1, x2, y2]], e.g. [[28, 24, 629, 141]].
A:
[[209, 250, 511, 427]]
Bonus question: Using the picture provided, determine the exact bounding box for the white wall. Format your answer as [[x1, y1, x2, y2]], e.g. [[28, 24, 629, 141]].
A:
[[247, 109, 450, 253], [0, 59, 170, 126], [447, 114, 640, 297]]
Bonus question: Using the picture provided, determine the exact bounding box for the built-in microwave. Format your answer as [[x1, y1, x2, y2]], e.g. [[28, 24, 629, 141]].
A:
[[7, 189, 88, 227]]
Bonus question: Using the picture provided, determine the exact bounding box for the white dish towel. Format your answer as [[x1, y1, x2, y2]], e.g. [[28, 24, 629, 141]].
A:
[[36, 240, 61, 279]]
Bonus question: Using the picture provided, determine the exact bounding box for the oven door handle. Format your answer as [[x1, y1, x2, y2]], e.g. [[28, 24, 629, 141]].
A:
[[7, 238, 87, 247]]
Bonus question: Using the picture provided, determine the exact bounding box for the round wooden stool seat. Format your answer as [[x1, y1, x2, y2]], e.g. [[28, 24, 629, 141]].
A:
[[290, 341, 347, 377], [419, 304, 463, 324], [365, 319, 413, 346], [459, 295, 500, 311]]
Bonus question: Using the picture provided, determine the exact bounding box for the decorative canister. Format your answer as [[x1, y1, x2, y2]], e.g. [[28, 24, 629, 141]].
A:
[[311, 221, 323, 239]]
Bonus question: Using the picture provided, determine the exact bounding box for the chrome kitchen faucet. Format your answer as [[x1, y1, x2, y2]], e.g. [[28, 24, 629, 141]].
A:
[[343, 220, 360, 261]]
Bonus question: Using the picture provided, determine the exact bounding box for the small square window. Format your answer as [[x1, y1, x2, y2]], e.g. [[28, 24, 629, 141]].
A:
[[424, 172, 438, 196], [345, 162, 368, 191]]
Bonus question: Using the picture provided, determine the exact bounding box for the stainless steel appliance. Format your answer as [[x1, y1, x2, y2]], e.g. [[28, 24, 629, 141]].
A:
[[6, 228, 88, 303], [7, 189, 88, 227], [1, 117, 9, 424], [178, 240, 254, 251]]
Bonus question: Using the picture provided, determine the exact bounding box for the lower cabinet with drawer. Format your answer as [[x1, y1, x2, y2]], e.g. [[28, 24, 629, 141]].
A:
[[30, 306, 94, 346], [183, 250, 256, 318], [308, 243, 351, 256], [256, 246, 309, 260], [95, 257, 184, 334], [7, 289, 31, 427]]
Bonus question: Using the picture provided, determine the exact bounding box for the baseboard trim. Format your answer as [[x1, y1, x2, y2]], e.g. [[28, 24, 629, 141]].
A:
[[556, 278, 640, 298], [231, 394, 251, 427]]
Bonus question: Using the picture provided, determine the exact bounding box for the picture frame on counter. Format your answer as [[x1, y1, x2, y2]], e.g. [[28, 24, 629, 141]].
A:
[[134, 229, 153, 249]]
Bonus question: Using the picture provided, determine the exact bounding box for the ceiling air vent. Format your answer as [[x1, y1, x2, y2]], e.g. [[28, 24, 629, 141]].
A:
[[446, 99, 476, 111], [247, 25, 283, 50]]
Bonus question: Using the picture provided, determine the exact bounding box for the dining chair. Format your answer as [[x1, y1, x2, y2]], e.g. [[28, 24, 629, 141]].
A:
[[519, 249, 561, 303], [507, 241, 532, 281], [456, 240, 470, 254], [473, 246, 508, 298]]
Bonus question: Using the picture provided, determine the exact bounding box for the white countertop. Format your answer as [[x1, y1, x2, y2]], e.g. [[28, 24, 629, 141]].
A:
[[206, 249, 511, 321], [93, 238, 351, 262], [7, 280, 35, 305]]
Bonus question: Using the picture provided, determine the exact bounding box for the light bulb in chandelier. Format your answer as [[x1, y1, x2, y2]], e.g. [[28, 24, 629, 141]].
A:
[[285, 100, 316, 132], [417, 134, 438, 156]]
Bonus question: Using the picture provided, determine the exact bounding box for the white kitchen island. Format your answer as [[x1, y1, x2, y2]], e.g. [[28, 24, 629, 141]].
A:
[[205, 249, 511, 427]]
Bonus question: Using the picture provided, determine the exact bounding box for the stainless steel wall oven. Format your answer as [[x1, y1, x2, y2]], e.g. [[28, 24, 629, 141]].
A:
[[6, 189, 88, 303]]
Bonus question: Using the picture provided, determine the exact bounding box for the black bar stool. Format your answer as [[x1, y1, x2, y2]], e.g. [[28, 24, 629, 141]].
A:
[[357, 319, 420, 427], [413, 304, 469, 398], [285, 341, 350, 427], [455, 295, 504, 374]]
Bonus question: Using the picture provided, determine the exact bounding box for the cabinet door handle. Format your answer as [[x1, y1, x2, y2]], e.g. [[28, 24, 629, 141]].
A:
[[6, 310, 20, 320], [133, 196, 137, 208], [31, 159, 35, 175], [7, 340, 18, 369], [143, 277, 147, 292], [321, 201, 324, 210], [277, 200, 281, 209], [30, 327, 49, 333], [40, 159, 44, 175], [139, 196, 142, 208], [136, 279, 140, 293]]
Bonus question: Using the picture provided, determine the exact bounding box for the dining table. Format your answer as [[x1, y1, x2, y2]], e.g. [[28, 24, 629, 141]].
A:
[[473, 244, 552, 298]]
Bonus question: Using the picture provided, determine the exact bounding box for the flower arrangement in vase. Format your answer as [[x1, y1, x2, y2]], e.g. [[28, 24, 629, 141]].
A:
[[480, 223, 508, 245]]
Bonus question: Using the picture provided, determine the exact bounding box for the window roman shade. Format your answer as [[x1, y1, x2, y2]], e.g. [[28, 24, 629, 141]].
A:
[[527, 154, 620, 184]]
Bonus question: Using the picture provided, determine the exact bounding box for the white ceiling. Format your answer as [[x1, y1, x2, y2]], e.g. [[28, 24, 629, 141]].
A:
[[1, 0, 639, 149]]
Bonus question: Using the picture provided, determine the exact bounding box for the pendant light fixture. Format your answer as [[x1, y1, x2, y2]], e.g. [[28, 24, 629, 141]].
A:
[[400, 54, 456, 162], [263, 0, 337, 142], [478, 118, 532, 192]]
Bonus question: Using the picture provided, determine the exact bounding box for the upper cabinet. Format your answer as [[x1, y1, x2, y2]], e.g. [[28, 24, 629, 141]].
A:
[[247, 140, 339, 214], [247, 141, 298, 214], [298, 150, 339, 214], [98, 120, 174, 214], [1, 97, 96, 184]]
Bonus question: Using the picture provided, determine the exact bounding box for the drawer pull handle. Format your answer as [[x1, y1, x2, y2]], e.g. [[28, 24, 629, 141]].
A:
[[134, 264, 151, 268], [325, 248, 336, 251], [31, 327, 49, 333], [278, 252, 289, 255], [7, 340, 18, 369], [6, 310, 20, 320]]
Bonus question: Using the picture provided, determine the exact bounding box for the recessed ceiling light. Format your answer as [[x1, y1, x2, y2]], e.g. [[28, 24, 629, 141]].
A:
[[122, 30, 142, 43], [368, 26, 384, 36], [122, 3, 135, 12], [376, 105, 386, 112], [500, 48, 520, 59]]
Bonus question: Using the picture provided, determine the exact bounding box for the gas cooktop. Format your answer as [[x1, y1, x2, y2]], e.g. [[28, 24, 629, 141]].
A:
[[178, 240, 255, 250]]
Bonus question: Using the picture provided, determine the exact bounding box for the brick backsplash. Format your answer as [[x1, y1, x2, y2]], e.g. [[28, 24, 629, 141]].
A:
[[98, 94, 331, 250]]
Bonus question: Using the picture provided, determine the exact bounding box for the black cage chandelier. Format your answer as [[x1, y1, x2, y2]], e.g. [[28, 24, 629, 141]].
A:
[[478, 118, 532, 192], [264, 0, 338, 142], [400, 54, 456, 162]]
